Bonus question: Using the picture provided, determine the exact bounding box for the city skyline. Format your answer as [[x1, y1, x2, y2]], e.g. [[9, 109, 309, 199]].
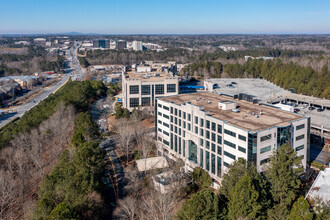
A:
[[1, 0, 330, 34]]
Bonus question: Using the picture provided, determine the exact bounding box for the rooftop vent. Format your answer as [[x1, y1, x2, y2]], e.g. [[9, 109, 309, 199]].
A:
[[218, 100, 236, 110]]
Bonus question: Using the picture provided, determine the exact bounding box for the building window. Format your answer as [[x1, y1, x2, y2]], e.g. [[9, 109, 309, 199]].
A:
[[224, 162, 230, 168], [296, 134, 305, 141], [212, 133, 216, 142], [183, 121, 186, 129], [179, 119, 181, 126], [260, 134, 272, 142], [200, 149, 204, 167], [238, 146, 246, 153], [129, 98, 139, 108], [163, 106, 169, 111], [296, 145, 304, 151], [195, 126, 198, 134], [167, 84, 176, 93], [129, 85, 139, 94], [206, 141, 210, 149], [238, 135, 246, 141], [206, 151, 210, 171], [212, 143, 216, 152], [141, 97, 151, 106], [206, 130, 210, 139], [195, 116, 198, 124], [155, 84, 164, 94], [163, 114, 169, 119], [158, 120, 162, 124], [141, 85, 150, 95], [163, 139, 169, 146], [158, 104, 162, 108], [158, 128, 162, 133], [224, 140, 236, 149], [163, 122, 169, 128], [200, 128, 204, 137], [163, 131, 169, 136], [212, 122, 216, 131], [224, 151, 236, 160], [218, 124, 222, 134], [200, 118, 204, 127], [183, 140, 186, 157], [183, 112, 186, 119], [224, 129, 236, 137], [217, 135, 222, 144], [158, 112, 162, 116], [260, 158, 269, 165], [175, 117, 177, 125], [217, 157, 222, 177], [188, 123, 191, 131], [170, 107, 173, 114], [296, 124, 305, 131], [188, 114, 191, 121], [260, 146, 272, 154], [179, 110, 181, 117], [211, 154, 216, 174], [175, 108, 177, 116], [200, 138, 204, 146], [206, 120, 210, 129], [217, 146, 222, 155], [170, 116, 173, 123], [188, 140, 198, 164]]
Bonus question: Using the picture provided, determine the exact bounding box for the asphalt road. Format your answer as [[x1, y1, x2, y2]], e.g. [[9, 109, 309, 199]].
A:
[[0, 42, 82, 129]]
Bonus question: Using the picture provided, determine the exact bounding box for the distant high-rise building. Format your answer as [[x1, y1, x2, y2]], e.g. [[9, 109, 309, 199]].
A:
[[133, 41, 143, 51], [116, 40, 127, 50], [93, 39, 110, 48]]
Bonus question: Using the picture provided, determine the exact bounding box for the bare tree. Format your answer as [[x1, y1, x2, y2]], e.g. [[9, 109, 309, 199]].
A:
[[142, 187, 178, 220], [0, 170, 16, 219], [115, 118, 135, 165], [113, 196, 139, 220]]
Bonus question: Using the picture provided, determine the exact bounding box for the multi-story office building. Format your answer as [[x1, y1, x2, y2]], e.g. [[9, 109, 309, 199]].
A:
[[93, 39, 110, 48], [156, 92, 310, 183], [133, 41, 143, 51], [116, 40, 127, 50], [122, 62, 178, 112]]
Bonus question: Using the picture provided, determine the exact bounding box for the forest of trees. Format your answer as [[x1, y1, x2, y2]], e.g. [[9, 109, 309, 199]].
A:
[[0, 80, 106, 150], [0, 46, 64, 76], [0, 80, 107, 219], [33, 112, 108, 219], [183, 59, 330, 99], [178, 144, 329, 220]]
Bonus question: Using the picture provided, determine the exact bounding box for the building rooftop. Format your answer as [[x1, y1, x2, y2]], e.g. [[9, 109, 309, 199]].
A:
[[124, 64, 177, 82], [306, 168, 330, 202], [135, 156, 169, 172], [160, 92, 304, 132]]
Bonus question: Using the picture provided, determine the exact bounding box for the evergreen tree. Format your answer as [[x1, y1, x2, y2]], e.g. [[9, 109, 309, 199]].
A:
[[227, 174, 262, 220], [266, 143, 303, 207], [267, 204, 290, 220], [178, 189, 220, 220], [288, 197, 313, 220], [191, 167, 212, 189]]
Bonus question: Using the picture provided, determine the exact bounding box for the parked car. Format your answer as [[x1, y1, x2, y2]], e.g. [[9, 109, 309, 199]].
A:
[[308, 106, 315, 110], [294, 108, 300, 113], [317, 108, 324, 112], [231, 82, 237, 84]]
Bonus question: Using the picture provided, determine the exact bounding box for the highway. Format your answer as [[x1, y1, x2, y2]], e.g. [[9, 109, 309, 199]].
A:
[[0, 42, 82, 129]]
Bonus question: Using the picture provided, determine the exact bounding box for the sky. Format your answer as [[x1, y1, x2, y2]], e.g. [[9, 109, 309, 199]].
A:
[[1, 0, 330, 34]]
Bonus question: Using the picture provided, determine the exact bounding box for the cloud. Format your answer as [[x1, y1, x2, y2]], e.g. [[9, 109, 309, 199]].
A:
[[306, 11, 330, 15]]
